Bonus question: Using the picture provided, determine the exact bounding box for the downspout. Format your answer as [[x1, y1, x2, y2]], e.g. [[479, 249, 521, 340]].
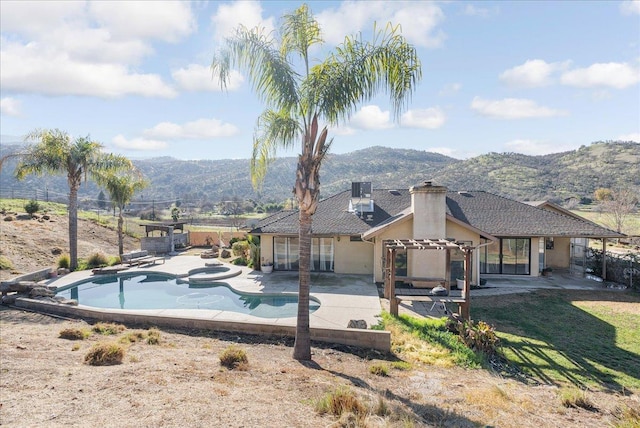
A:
[[361, 235, 376, 283], [602, 238, 607, 281]]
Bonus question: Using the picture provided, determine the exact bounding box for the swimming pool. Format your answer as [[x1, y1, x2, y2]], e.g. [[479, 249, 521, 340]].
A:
[[55, 272, 320, 318]]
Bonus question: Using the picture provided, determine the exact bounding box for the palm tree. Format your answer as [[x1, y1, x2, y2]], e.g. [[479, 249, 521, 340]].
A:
[[212, 4, 421, 360], [95, 172, 148, 257], [13, 129, 133, 270]]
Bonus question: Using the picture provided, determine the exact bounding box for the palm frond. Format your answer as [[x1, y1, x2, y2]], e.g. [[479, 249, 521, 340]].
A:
[[250, 109, 301, 189], [305, 22, 422, 124], [212, 26, 300, 113], [280, 4, 323, 71]]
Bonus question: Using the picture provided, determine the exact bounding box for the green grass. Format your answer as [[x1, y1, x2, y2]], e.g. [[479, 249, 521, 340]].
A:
[[471, 290, 640, 392], [378, 312, 483, 368]]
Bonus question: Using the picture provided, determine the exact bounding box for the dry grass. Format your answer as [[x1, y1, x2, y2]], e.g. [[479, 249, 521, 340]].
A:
[[58, 327, 91, 340], [92, 322, 126, 335], [219, 345, 248, 370], [84, 341, 126, 366]]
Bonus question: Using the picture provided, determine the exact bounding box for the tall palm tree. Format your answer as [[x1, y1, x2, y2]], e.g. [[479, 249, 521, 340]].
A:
[[95, 171, 148, 256], [14, 129, 133, 271], [212, 4, 421, 360]]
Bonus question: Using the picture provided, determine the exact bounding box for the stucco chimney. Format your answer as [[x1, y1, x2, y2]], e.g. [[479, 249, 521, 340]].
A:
[[409, 181, 448, 280]]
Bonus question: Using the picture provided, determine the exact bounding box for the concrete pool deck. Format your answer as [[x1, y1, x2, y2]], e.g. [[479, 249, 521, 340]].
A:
[[13, 254, 390, 351], [43, 254, 384, 330]]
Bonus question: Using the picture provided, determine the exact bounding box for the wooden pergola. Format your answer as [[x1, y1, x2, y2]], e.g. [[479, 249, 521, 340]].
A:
[[140, 221, 187, 237], [384, 238, 474, 320]]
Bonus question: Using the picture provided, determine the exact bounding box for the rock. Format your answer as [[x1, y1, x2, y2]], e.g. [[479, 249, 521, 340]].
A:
[[51, 247, 63, 255], [30, 287, 55, 298], [347, 319, 367, 329], [220, 249, 231, 258]]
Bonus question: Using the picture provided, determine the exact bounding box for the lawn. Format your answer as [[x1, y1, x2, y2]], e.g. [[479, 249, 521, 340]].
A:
[[471, 289, 640, 392]]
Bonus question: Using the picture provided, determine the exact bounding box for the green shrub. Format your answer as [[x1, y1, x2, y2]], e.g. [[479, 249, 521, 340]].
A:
[[0, 255, 13, 270], [231, 240, 249, 257], [84, 342, 125, 366], [86, 252, 109, 268], [24, 199, 40, 215], [369, 363, 389, 376], [59, 327, 91, 340], [219, 345, 248, 369], [558, 387, 595, 410], [92, 322, 126, 335], [231, 257, 248, 266], [57, 254, 70, 269], [146, 328, 161, 345], [314, 386, 366, 418], [448, 319, 500, 355]]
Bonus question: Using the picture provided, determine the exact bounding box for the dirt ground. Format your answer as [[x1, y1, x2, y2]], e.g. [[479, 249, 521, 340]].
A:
[[0, 213, 138, 281], [1, 213, 639, 427], [2, 306, 638, 428]]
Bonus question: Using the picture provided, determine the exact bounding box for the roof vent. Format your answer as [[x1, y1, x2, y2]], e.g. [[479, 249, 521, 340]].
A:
[[388, 190, 401, 196], [458, 191, 472, 197]]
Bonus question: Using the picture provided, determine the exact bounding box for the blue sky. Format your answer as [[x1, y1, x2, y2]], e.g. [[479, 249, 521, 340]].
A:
[[1, 1, 639, 161]]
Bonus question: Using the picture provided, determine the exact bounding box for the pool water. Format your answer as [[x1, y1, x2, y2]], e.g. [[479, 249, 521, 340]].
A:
[[56, 273, 320, 318]]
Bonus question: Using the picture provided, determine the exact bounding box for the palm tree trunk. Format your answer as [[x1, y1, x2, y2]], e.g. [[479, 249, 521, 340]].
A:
[[293, 209, 312, 361], [68, 183, 79, 271], [117, 208, 124, 256]]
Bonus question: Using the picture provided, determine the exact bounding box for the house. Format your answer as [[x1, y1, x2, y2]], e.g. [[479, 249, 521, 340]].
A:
[[251, 181, 625, 286]]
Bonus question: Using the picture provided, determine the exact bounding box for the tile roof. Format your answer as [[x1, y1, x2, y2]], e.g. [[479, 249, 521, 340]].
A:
[[251, 188, 624, 238]]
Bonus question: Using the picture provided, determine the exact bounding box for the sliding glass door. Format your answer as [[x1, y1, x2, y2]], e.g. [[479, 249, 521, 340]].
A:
[[480, 238, 530, 275], [274, 237, 334, 272]]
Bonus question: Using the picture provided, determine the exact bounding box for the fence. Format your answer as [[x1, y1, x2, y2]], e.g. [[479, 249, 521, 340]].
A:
[[586, 249, 639, 290]]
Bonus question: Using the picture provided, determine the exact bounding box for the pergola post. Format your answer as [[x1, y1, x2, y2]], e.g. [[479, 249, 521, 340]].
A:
[[445, 248, 451, 291], [460, 249, 471, 320], [388, 248, 398, 316]]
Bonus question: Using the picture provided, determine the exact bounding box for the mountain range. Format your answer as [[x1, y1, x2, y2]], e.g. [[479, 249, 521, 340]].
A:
[[1, 141, 638, 207]]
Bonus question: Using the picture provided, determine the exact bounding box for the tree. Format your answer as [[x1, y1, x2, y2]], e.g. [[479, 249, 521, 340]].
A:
[[212, 4, 421, 360], [13, 129, 132, 270], [97, 190, 107, 210], [95, 172, 148, 256], [594, 187, 639, 233]]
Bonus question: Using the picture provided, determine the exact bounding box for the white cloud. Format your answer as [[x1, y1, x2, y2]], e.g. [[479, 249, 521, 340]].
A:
[[504, 139, 576, 156], [470, 97, 568, 119], [439, 83, 462, 96], [401, 108, 445, 129], [89, 1, 196, 43], [112, 135, 168, 151], [500, 59, 570, 87], [316, 2, 446, 48], [172, 64, 244, 92], [1, 40, 176, 98], [330, 126, 357, 136], [617, 132, 640, 142], [620, 0, 640, 15], [0, 1, 191, 98], [349, 105, 394, 130], [561, 62, 640, 89], [0, 97, 21, 116], [143, 118, 239, 139], [211, 1, 275, 42], [462, 4, 490, 18]]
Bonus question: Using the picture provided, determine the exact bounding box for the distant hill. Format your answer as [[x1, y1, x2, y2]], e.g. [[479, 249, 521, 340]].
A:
[[1, 141, 638, 207]]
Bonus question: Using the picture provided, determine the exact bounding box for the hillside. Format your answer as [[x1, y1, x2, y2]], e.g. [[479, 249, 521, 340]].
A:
[[1, 141, 638, 206], [0, 212, 138, 281]]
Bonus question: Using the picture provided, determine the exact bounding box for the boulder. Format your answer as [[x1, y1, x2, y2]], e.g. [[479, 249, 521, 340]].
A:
[[347, 319, 367, 329]]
